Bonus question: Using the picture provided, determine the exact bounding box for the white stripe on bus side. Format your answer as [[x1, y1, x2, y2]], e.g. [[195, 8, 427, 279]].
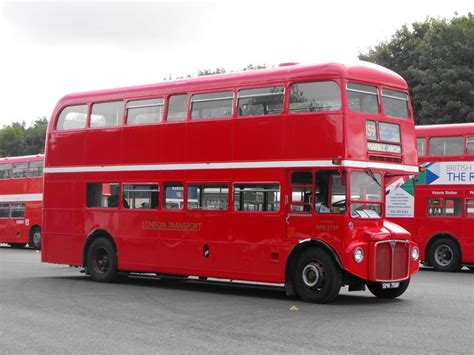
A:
[[0, 193, 43, 202], [43, 160, 419, 174]]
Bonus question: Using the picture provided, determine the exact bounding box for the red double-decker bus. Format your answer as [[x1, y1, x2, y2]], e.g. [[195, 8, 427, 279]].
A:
[[42, 62, 420, 303], [0, 154, 43, 249], [390, 123, 473, 271]]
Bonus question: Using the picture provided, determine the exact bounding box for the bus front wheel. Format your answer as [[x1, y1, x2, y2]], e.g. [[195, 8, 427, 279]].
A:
[[367, 279, 410, 298], [293, 248, 342, 303], [86, 238, 118, 283], [427, 238, 461, 272]]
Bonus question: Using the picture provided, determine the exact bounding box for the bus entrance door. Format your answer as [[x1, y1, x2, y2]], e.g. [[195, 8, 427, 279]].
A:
[[286, 171, 314, 241]]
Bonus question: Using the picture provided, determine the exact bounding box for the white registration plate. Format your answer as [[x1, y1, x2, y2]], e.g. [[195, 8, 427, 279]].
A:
[[381, 282, 400, 289]]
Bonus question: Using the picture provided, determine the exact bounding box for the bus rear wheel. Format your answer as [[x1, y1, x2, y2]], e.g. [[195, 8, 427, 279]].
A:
[[293, 248, 341, 303], [367, 279, 410, 299], [86, 238, 117, 283], [29, 227, 42, 250], [427, 238, 461, 272]]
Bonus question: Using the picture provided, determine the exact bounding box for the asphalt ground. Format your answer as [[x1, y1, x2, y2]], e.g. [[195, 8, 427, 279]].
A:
[[0, 246, 473, 354]]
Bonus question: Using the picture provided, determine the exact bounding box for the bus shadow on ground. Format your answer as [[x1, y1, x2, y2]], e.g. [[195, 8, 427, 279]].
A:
[[419, 266, 473, 274], [47, 273, 408, 305]]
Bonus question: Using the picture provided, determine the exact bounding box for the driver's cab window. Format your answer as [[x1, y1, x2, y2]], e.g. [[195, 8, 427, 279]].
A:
[[315, 170, 346, 214]]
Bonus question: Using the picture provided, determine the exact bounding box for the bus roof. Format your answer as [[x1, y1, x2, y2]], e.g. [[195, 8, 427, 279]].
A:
[[57, 61, 408, 106], [0, 154, 44, 163], [416, 123, 474, 137]]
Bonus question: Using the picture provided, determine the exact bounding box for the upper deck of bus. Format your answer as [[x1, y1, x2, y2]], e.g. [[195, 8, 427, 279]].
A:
[[0, 154, 44, 165], [46, 61, 417, 174], [416, 123, 474, 161], [54, 62, 408, 106]]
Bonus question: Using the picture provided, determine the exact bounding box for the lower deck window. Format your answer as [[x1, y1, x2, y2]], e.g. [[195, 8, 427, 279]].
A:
[[466, 199, 474, 217], [188, 184, 228, 210], [10, 203, 25, 218], [123, 184, 159, 209], [428, 198, 462, 216], [165, 184, 184, 210], [0, 203, 9, 218], [86, 183, 119, 208], [233, 184, 280, 212]]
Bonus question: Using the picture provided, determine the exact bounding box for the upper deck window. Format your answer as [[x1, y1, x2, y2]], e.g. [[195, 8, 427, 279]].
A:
[[27, 160, 43, 178], [467, 137, 474, 155], [12, 162, 28, 178], [191, 91, 233, 120], [347, 83, 379, 114], [417, 138, 426, 156], [57, 105, 87, 131], [90, 101, 124, 128], [289, 81, 341, 112], [429, 136, 464, 156], [238, 86, 284, 117], [167, 95, 188, 122], [127, 98, 164, 125], [382, 89, 409, 119], [0, 164, 11, 179]]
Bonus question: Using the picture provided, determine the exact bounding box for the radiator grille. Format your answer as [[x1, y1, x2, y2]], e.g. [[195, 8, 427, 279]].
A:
[[375, 240, 409, 281]]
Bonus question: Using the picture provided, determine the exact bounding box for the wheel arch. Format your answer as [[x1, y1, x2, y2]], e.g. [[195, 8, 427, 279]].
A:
[[425, 232, 462, 265], [284, 239, 344, 296], [82, 229, 118, 267]]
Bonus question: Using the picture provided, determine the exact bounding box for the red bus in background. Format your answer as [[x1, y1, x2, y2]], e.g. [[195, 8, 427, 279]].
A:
[[0, 155, 43, 249], [390, 123, 473, 271], [42, 62, 420, 303]]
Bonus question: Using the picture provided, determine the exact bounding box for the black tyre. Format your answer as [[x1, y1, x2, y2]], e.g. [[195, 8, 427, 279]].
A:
[[293, 248, 342, 303], [367, 279, 410, 299], [9, 243, 27, 249], [29, 227, 42, 250], [86, 238, 117, 282], [427, 238, 461, 272]]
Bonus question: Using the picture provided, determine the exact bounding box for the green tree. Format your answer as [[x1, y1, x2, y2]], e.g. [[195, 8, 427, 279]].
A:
[[0, 118, 48, 158], [359, 14, 474, 125]]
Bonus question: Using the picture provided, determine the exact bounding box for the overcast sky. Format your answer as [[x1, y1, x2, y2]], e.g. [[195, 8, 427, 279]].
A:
[[0, 0, 471, 126]]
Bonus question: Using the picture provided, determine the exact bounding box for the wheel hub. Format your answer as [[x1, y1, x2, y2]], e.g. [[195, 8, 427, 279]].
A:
[[302, 262, 323, 288], [434, 245, 453, 266]]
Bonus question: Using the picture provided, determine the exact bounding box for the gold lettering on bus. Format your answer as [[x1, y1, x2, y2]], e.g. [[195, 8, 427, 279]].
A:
[[315, 224, 339, 231], [143, 221, 202, 232]]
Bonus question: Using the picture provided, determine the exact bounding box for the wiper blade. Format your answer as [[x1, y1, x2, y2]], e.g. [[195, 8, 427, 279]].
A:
[[366, 168, 382, 188]]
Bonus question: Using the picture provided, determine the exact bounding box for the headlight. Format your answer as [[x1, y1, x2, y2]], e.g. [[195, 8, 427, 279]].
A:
[[354, 247, 364, 263], [411, 247, 419, 261]]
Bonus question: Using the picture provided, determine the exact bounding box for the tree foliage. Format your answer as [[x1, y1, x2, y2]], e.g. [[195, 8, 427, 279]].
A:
[[0, 118, 48, 158], [359, 14, 474, 125]]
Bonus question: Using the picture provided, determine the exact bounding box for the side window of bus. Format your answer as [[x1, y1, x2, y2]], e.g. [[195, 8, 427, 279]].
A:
[[188, 184, 228, 210], [466, 199, 474, 218], [417, 138, 426, 156], [165, 184, 184, 210], [315, 170, 346, 214], [289, 81, 341, 112], [233, 184, 280, 212], [191, 91, 234, 120], [290, 171, 313, 212], [122, 184, 159, 209], [57, 105, 87, 131], [429, 136, 464, 156], [27, 160, 44, 178], [347, 83, 379, 114], [90, 101, 124, 128], [427, 198, 462, 216], [467, 137, 474, 155], [167, 95, 188, 122], [86, 183, 120, 208], [12, 162, 28, 178], [10, 203, 25, 218], [382, 89, 409, 119], [127, 98, 164, 125], [0, 164, 11, 179], [238, 86, 284, 117], [0, 203, 9, 218]]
